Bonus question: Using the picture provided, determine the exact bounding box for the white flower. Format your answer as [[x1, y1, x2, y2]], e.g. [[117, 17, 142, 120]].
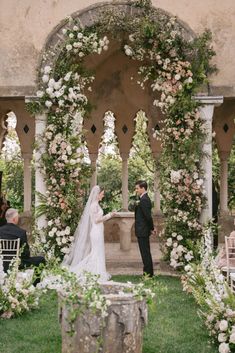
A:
[[69, 33, 74, 39], [166, 238, 173, 247], [73, 25, 79, 31], [177, 235, 183, 241], [230, 332, 235, 344], [175, 74, 181, 81], [54, 81, 62, 90], [124, 45, 133, 56], [36, 90, 44, 98], [62, 28, 67, 35], [184, 251, 194, 261], [219, 342, 230, 353], [45, 100, 52, 108], [219, 320, 228, 332], [44, 66, 52, 74], [170, 170, 181, 184], [64, 72, 72, 81], [66, 44, 73, 51], [48, 78, 55, 88], [184, 264, 192, 272], [77, 32, 83, 39], [218, 333, 227, 343], [65, 227, 71, 235], [42, 75, 49, 83]]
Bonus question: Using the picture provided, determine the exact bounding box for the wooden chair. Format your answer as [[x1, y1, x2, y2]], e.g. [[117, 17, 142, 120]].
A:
[[221, 236, 235, 285], [0, 238, 20, 272]]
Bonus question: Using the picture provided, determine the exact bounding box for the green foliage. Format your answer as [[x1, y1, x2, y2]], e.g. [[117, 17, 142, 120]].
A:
[[0, 276, 218, 353], [0, 155, 25, 212]]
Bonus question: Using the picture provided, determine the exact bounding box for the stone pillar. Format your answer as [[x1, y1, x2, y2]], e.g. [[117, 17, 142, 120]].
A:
[[219, 151, 230, 215], [89, 153, 98, 188], [121, 153, 129, 211], [153, 153, 161, 215], [194, 96, 223, 224], [22, 153, 32, 214], [35, 113, 47, 230]]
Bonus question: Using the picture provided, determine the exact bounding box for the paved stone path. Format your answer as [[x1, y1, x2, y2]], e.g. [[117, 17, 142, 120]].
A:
[[105, 242, 176, 276]]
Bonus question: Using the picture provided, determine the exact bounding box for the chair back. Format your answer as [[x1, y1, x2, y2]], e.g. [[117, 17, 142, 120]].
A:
[[0, 238, 20, 269], [225, 236, 235, 270]]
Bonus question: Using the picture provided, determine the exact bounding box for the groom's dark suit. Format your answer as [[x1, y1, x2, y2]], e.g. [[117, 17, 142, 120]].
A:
[[135, 193, 154, 277]]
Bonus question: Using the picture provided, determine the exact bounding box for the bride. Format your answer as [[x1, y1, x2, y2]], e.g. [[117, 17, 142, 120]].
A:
[[63, 185, 116, 282]]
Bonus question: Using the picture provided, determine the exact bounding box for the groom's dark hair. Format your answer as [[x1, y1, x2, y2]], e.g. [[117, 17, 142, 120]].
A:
[[135, 180, 148, 190]]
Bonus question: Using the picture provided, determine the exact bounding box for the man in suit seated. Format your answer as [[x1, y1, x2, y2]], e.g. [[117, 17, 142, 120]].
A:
[[0, 208, 45, 272]]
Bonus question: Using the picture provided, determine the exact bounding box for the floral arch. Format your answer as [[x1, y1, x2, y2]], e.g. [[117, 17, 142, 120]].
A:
[[28, 0, 216, 267]]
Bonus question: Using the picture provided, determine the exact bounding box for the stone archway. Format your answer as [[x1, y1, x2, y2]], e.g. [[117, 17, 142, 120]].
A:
[[36, 1, 197, 218]]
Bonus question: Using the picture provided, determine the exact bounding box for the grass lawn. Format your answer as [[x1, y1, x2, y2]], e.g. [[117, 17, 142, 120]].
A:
[[0, 276, 218, 353]]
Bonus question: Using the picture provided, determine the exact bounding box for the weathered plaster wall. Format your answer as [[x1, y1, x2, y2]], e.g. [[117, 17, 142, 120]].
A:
[[0, 0, 235, 96]]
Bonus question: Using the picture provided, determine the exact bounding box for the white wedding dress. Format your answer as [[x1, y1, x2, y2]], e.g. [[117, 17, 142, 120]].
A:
[[63, 186, 111, 282]]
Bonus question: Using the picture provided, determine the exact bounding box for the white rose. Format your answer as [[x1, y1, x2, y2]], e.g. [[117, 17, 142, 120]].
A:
[[218, 333, 227, 343], [166, 238, 173, 246], [77, 32, 83, 39], [62, 28, 67, 35], [66, 44, 73, 51], [70, 159, 76, 165], [36, 90, 44, 98], [175, 74, 181, 81], [54, 81, 62, 90], [73, 25, 78, 31], [219, 342, 230, 353], [42, 74, 49, 83], [177, 235, 183, 241], [219, 320, 228, 332], [46, 87, 54, 95], [65, 227, 70, 235], [48, 78, 55, 88], [62, 237, 67, 244], [69, 33, 74, 39], [230, 332, 235, 344], [44, 66, 51, 74], [45, 100, 52, 108]]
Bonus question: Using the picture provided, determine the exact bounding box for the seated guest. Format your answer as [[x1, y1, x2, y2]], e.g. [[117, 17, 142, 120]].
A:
[[0, 208, 45, 272]]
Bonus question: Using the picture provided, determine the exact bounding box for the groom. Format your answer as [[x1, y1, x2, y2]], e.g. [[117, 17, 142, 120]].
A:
[[134, 180, 154, 277]]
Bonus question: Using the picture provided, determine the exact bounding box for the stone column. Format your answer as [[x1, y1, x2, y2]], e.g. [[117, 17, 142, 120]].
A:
[[153, 153, 161, 215], [35, 113, 47, 230], [120, 153, 129, 211], [89, 153, 98, 188], [219, 151, 230, 215], [194, 96, 223, 224], [22, 153, 32, 214]]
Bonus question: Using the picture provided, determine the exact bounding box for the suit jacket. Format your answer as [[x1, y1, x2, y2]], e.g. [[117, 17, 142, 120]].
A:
[[135, 193, 154, 237], [0, 223, 30, 260]]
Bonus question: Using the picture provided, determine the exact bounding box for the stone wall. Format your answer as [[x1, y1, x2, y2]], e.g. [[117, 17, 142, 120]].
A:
[[1, 0, 235, 97]]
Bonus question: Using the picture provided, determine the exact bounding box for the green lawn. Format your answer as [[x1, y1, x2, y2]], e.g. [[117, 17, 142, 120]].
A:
[[0, 276, 218, 353]]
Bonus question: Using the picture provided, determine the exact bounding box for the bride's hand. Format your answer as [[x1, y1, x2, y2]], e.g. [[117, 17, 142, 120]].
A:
[[110, 211, 117, 218]]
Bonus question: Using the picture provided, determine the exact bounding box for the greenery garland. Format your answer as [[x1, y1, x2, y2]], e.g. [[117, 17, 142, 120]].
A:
[[27, 0, 216, 265]]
